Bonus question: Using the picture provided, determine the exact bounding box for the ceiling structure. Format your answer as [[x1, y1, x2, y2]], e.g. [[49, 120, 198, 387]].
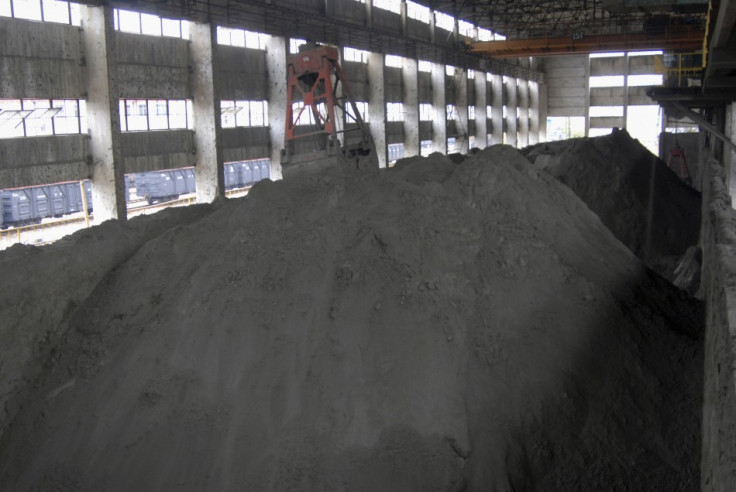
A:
[[425, 0, 709, 39]]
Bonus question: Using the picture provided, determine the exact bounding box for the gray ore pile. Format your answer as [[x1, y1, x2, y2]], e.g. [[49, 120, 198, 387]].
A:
[[0, 134, 703, 490], [523, 128, 702, 292]]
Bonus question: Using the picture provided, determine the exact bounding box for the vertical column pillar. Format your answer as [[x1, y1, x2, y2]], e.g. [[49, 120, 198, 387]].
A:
[[474, 70, 487, 149], [623, 52, 630, 130], [190, 22, 224, 202], [365, 0, 373, 28], [529, 80, 540, 145], [726, 103, 736, 199], [538, 81, 548, 142], [454, 68, 468, 153], [506, 77, 518, 147], [431, 62, 447, 154], [368, 52, 387, 168], [490, 73, 503, 145], [402, 57, 420, 158], [517, 78, 529, 147], [266, 35, 287, 180], [82, 5, 125, 222], [584, 55, 591, 137]]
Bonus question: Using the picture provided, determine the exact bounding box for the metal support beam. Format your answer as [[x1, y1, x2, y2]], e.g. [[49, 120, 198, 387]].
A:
[[468, 30, 705, 58], [670, 101, 736, 152]]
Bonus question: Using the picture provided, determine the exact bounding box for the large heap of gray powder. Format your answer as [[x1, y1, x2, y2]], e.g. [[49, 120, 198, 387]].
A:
[[0, 145, 702, 490], [523, 129, 701, 285]]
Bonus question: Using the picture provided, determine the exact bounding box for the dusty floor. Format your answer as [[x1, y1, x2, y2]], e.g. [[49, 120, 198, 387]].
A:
[[0, 142, 703, 490]]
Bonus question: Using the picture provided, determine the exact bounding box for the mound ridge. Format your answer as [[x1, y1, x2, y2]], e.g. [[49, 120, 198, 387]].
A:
[[0, 146, 702, 490]]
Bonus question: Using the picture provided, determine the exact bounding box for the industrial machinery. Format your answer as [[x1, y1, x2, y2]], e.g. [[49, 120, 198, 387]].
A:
[[281, 42, 378, 176]]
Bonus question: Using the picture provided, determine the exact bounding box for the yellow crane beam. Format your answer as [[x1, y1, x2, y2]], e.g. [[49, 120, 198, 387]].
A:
[[468, 29, 706, 58]]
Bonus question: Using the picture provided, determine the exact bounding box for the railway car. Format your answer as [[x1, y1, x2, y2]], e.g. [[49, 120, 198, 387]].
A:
[[0, 181, 92, 229]]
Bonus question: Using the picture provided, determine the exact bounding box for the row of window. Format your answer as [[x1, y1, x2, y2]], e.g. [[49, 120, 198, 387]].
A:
[[590, 74, 665, 88], [0, 0, 80, 25], [221, 100, 268, 128], [216, 26, 270, 49], [119, 99, 193, 131], [0, 99, 86, 137], [113, 9, 189, 39]]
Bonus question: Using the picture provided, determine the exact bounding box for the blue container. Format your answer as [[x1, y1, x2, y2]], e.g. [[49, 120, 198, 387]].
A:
[[240, 162, 254, 186], [258, 160, 270, 181], [184, 168, 196, 194]]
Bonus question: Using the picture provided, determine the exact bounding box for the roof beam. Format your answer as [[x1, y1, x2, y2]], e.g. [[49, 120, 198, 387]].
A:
[[468, 29, 705, 57]]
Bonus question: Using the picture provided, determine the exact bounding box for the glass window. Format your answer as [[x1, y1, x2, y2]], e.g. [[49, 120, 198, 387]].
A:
[[446, 104, 457, 120], [290, 38, 306, 54], [114, 9, 189, 39], [418, 60, 433, 73], [478, 28, 493, 41], [406, 0, 430, 23], [589, 106, 624, 117], [117, 9, 141, 33], [42, 0, 70, 24], [386, 102, 403, 122], [162, 18, 181, 37], [344, 47, 369, 63], [589, 75, 625, 87], [0, 0, 12, 17], [140, 13, 162, 36], [419, 103, 433, 121], [458, 20, 475, 38], [435, 11, 454, 31], [385, 55, 403, 68], [628, 74, 664, 87], [372, 0, 400, 14], [13, 0, 42, 21], [168, 100, 188, 129], [51, 99, 79, 134], [346, 102, 369, 123], [590, 52, 625, 58]]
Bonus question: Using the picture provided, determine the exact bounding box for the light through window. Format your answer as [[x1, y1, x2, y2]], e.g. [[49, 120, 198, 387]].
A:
[[119, 99, 193, 131]]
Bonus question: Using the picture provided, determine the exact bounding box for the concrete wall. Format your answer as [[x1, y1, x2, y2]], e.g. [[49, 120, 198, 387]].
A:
[[119, 130, 194, 173], [701, 113, 736, 489], [0, 0, 545, 197], [0, 17, 84, 98], [115, 33, 190, 99], [217, 46, 267, 100], [0, 135, 89, 188], [544, 55, 587, 118]]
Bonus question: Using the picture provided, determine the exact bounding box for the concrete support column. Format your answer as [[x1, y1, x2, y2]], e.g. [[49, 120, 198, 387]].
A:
[[190, 22, 224, 203], [623, 53, 630, 130], [431, 62, 447, 154], [517, 79, 529, 147], [726, 103, 736, 200], [538, 81, 548, 142], [490, 74, 503, 145], [402, 57, 420, 158], [474, 71, 488, 149], [266, 35, 287, 180], [584, 56, 591, 136], [529, 80, 540, 145], [367, 52, 387, 168], [81, 5, 125, 222], [454, 68, 468, 153], [506, 77, 518, 148]]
